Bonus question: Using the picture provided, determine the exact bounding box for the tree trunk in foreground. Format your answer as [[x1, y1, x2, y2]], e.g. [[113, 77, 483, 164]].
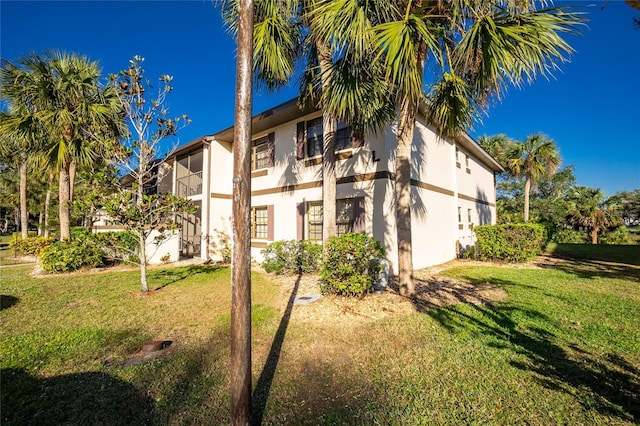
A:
[[591, 229, 598, 245], [59, 165, 71, 241], [318, 41, 337, 245], [395, 94, 417, 297], [230, 0, 253, 423], [524, 177, 531, 222], [139, 231, 148, 292], [19, 157, 28, 239]]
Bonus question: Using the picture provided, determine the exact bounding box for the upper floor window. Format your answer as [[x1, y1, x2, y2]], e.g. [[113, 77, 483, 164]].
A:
[[297, 118, 363, 160], [467, 208, 472, 223], [176, 149, 203, 197], [251, 133, 275, 171], [465, 154, 470, 168], [458, 207, 462, 223]]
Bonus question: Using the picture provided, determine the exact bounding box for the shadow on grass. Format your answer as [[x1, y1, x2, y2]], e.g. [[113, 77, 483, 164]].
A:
[[150, 265, 222, 290], [425, 278, 640, 423], [1, 368, 154, 425], [0, 295, 18, 310], [252, 273, 301, 425]]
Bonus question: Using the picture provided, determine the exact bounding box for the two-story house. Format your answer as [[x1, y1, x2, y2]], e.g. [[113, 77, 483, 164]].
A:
[[161, 98, 503, 273]]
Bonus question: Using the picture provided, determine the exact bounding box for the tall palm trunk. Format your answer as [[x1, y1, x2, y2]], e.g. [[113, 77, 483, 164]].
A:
[[59, 164, 71, 240], [44, 174, 52, 238], [523, 177, 531, 222], [19, 155, 28, 239], [591, 229, 598, 244], [318, 42, 337, 245], [69, 160, 76, 202], [395, 93, 418, 296]]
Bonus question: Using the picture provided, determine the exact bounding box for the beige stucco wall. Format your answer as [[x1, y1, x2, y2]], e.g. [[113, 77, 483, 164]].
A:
[[195, 108, 498, 271]]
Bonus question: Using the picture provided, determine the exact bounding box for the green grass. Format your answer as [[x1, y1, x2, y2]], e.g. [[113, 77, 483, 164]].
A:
[[547, 242, 640, 266], [1, 248, 639, 425]]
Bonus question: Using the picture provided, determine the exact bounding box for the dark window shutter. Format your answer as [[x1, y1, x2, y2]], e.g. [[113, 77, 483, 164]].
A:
[[296, 202, 306, 240], [267, 132, 275, 167], [267, 205, 274, 241], [351, 128, 364, 148], [353, 196, 365, 233], [296, 122, 305, 160]]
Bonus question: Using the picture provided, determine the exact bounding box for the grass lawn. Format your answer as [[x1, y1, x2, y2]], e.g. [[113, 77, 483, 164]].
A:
[[0, 234, 35, 267], [1, 244, 639, 425]]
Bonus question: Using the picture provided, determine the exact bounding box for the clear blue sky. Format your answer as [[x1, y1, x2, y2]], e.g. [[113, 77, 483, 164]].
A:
[[1, 1, 638, 196]]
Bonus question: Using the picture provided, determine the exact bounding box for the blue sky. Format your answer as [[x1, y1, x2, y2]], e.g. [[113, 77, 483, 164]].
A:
[[1, 0, 638, 196]]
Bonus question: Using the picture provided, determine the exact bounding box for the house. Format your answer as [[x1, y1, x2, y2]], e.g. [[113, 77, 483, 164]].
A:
[[162, 98, 503, 273]]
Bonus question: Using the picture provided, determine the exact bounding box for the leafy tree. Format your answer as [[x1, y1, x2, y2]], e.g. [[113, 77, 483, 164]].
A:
[[566, 186, 622, 244], [313, 0, 581, 295], [101, 56, 193, 293], [606, 189, 640, 226]]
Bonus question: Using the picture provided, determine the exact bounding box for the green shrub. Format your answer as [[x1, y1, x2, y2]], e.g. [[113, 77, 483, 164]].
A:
[[550, 228, 586, 244], [39, 240, 103, 273], [9, 237, 54, 255], [90, 231, 140, 263], [600, 226, 633, 245], [475, 223, 545, 262], [320, 233, 385, 297], [261, 240, 322, 274]]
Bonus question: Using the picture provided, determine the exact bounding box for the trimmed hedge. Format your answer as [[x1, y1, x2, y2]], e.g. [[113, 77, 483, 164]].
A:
[[39, 240, 103, 273], [261, 240, 322, 274], [320, 233, 385, 297], [475, 223, 545, 262]]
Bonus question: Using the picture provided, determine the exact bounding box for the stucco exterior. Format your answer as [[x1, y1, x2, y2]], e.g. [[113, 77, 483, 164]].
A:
[[166, 99, 503, 273]]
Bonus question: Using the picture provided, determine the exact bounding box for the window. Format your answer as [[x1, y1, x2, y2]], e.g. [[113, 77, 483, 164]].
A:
[[307, 201, 323, 240], [303, 118, 354, 158], [465, 154, 470, 168], [468, 208, 472, 223], [306, 117, 323, 158], [336, 199, 354, 235], [458, 207, 462, 223], [252, 136, 270, 170], [306, 198, 356, 240], [252, 206, 268, 239]]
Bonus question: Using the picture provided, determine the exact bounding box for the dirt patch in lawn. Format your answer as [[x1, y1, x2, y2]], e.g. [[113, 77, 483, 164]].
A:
[[270, 259, 509, 328]]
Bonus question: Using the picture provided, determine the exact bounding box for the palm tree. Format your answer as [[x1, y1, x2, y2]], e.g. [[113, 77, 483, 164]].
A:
[[312, 0, 581, 295], [567, 187, 622, 244], [26, 52, 121, 240], [0, 58, 48, 239], [506, 134, 561, 222]]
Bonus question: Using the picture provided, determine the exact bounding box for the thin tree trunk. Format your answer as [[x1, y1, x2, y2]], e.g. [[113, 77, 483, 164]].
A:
[[69, 160, 76, 202], [317, 41, 337, 245], [44, 175, 52, 238], [59, 165, 71, 240], [139, 231, 148, 292], [591, 229, 598, 244], [396, 94, 418, 296], [38, 212, 43, 236], [524, 177, 531, 222], [13, 206, 19, 236], [19, 157, 28, 239], [230, 0, 253, 422]]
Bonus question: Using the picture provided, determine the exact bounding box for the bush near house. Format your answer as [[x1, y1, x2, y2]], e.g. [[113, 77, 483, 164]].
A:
[[549, 227, 586, 244], [9, 237, 54, 256], [262, 240, 322, 274], [320, 233, 385, 297], [39, 239, 103, 273], [475, 223, 545, 262]]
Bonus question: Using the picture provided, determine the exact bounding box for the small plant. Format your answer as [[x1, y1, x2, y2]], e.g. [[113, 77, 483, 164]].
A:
[[320, 233, 385, 297], [39, 240, 103, 273], [261, 240, 322, 274]]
